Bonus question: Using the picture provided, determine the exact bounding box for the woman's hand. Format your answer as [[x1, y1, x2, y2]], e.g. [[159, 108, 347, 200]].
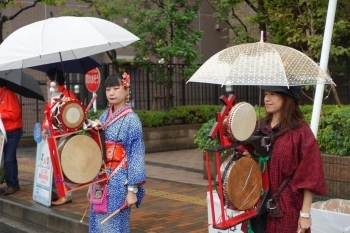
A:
[[86, 186, 91, 201], [297, 217, 311, 233], [242, 150, 252, 158], [125, 191, 137, 206]]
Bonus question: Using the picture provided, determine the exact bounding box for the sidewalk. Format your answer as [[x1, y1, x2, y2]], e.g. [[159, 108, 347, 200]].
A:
[[0, 148, 210, 233]]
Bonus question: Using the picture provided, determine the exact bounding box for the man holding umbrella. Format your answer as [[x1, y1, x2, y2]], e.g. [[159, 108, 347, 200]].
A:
[[0, 79, 23, 195], [41, 68, 77, 205]]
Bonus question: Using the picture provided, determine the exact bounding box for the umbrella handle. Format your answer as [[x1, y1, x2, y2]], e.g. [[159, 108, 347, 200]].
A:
[[86, 93, 97, 112]]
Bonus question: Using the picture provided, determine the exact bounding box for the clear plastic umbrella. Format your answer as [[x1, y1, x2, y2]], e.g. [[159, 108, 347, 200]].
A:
[[188, 41, 334, 86], [0, 16, 139, 71]]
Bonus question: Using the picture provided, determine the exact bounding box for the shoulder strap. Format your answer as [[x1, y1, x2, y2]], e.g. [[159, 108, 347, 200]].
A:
[[108, 156, 127, 180], [271, 175, 293, 201]]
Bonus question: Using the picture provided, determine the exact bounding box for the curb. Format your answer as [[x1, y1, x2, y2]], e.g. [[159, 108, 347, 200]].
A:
[[0, 196, 88, 233]]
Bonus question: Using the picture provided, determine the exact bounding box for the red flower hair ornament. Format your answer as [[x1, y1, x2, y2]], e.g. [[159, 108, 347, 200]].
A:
[[122, 72, 131, 88]]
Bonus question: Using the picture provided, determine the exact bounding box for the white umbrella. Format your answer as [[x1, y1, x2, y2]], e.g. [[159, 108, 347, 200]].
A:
[[187, 41, 334, 86], [0, 16, 139, 71]]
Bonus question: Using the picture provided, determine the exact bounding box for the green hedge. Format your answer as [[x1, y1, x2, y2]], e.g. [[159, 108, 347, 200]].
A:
[[193, 105, 350, 156], [87, 105, 350, 156]]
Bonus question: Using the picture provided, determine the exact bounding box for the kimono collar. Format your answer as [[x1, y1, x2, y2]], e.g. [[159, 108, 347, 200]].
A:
[[260, 120, 289, 144]]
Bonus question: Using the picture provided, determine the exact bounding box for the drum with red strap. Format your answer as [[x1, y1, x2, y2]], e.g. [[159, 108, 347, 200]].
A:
[[219, 153, 263, 210], [52, 99, 86, 131], [223, 102, 256, 142], [58, 134, 102, 184]]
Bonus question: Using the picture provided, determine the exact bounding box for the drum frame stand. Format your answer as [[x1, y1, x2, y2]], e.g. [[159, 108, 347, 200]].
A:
[[44, 102, 108, 198], [206, 94, 270, 230]]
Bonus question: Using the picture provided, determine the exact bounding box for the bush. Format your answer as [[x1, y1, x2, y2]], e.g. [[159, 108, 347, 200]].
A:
[[193, 118, 219, 152], [135, 105, 222, 127], [134, 110, 170, 127], [318, 106, 350, 156], [86, 109, 105, 121], [193, 104, 350, 156]]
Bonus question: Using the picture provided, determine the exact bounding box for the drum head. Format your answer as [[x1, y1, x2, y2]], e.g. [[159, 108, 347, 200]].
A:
[[60, 101, 85, 130], [59, 135, 102, 184], [226, 157, 262, 210], [228, 102, 256, 141]]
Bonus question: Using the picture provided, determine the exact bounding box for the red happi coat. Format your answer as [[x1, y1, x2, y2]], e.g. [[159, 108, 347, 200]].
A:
[[264, 122, 326, 233]]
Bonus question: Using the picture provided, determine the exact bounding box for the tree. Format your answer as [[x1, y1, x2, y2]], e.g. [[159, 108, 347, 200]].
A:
[[208, 0, 350, 106], [0, 0, 65, 44], [207, 0, 268, 44], [73, 0, 203, 110], [126, 0, 203, 109]]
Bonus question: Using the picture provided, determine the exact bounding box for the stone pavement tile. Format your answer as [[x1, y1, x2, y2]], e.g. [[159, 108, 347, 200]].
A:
[[145, 149, 204, 170], [146, 165, 208, 186], [2, 150, 212, 232]]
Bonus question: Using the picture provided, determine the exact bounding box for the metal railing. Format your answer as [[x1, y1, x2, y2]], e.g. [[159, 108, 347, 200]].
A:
[[20, 63, 350, 137]]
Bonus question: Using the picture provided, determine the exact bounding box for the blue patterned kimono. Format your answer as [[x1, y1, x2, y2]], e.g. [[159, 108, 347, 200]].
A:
[[89, 104, 146, 233]]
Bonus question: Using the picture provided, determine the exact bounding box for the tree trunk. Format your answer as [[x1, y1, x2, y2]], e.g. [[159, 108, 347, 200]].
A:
[[330, 84, 342, 107], [165, 66, 173, 110]]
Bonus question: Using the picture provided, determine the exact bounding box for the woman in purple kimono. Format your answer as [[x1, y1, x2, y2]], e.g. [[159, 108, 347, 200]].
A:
[[89, 73, 146, 233], [240, 86, 326, 233]]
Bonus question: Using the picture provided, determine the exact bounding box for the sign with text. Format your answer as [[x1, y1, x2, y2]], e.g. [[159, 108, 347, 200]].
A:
[[33, 140, 53, 207], [85, 68, 101, 92]]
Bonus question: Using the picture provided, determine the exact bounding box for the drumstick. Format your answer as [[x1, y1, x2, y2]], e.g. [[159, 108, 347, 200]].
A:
[[100, 203, 128, 225], [85, 93, 98, 112], [80, 203, 90, 222]]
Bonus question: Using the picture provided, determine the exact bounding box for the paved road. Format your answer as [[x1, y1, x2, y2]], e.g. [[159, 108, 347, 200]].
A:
[[0, 148, 210, 232]]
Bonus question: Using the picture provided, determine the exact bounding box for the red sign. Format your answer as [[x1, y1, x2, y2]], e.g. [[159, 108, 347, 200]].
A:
[[85, 68, 101, 92]]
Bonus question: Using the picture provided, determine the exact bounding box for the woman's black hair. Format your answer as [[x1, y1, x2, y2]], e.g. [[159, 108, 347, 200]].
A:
[[104, 73, 123, 89], [46, 68, 65, 86]]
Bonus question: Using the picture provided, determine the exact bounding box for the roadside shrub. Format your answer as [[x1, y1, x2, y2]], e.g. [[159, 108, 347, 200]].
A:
[[193, 104, 350, 156], [134, 110, 170, 127], [318, 106, 350, 156]]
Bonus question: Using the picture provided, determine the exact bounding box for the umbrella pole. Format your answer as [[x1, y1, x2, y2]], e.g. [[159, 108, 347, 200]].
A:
[[258, 86, 261, 133], [59, 52, 66, 74]]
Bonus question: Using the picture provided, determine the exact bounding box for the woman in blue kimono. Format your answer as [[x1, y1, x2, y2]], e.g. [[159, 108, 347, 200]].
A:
[[89, 72, 146, 233]]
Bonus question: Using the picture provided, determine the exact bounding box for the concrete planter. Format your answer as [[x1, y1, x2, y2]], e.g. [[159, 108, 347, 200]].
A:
[[142, 124, 202, 153], [19, 124, 203, 154], [316, 154, 350, 201]]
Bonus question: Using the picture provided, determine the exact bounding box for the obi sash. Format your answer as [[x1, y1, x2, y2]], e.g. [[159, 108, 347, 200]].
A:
[[105, 140, 128, 169]]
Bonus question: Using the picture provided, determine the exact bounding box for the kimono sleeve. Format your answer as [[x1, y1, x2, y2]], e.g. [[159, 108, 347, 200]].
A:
[[290, 125, 326, 195], [125, 115, 146, 186]]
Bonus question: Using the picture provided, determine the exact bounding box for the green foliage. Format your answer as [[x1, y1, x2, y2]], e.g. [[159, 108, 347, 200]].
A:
[[86, 109, 105, 121], [193, 104, 350, 156], [134, 110, 170, 127], [193, 118, 219, 152], [167, 105, 222, 124], [209, 0, 350, 80], [128, 0, 203, 81], [317, 106, 350, 156], [134, 105, 222, 127]]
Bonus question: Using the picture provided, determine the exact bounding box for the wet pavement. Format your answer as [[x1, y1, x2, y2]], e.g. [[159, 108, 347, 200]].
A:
[[0, 148, 211, 233]]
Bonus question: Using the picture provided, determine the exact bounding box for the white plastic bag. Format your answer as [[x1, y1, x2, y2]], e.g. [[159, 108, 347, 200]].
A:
[[311, 199, 350, 233]]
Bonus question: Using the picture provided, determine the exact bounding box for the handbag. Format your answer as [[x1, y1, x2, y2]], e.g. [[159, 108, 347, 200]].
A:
[[89, 156, 127, 214], [90, 182, 108, 214]]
